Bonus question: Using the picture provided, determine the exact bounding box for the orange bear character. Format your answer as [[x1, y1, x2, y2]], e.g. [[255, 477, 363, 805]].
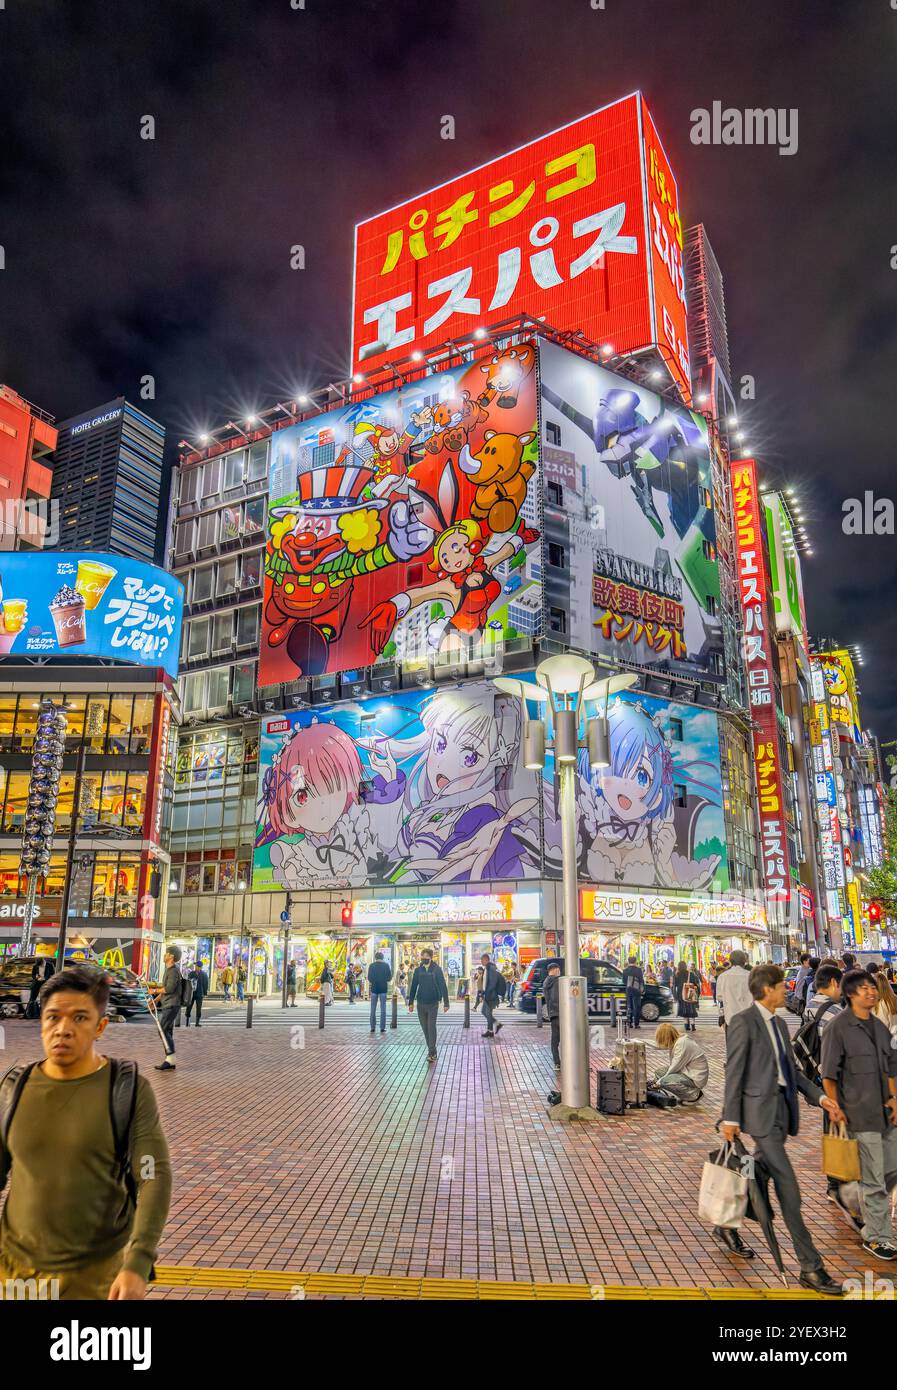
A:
[[477, 344, 537, 410], [458, 429, 537, 534]]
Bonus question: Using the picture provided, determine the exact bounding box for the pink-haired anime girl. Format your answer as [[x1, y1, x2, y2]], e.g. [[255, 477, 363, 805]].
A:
[[257, 721, 402, 889]]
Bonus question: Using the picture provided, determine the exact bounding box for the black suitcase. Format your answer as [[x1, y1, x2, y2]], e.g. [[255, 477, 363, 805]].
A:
[[597, 1068, 625, 1115]]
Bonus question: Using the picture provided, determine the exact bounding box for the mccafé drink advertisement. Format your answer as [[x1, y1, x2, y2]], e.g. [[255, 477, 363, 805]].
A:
[[0, 552, 184, 678]]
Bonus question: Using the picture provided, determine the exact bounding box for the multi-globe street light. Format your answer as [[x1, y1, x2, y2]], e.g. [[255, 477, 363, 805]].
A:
[[495, 654, 637, 1111]]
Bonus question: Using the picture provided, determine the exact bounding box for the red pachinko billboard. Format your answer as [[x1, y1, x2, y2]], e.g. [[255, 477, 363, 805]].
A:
[[731, 458, 788, 902], [352, 92, 691, 401]]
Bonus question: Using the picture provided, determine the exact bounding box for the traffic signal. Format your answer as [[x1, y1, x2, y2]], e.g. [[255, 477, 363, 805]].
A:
[[868, 901, 882, 926], [341, 901, 353, 929]]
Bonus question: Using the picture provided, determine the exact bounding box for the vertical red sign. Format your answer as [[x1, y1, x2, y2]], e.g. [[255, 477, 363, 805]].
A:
[[731, 459, 788, 901]]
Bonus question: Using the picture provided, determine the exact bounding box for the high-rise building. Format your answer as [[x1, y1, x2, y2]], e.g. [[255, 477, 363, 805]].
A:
[[48, 399, 165, 563], [0, 384, 58, 549], [684, 224, 737, 424]]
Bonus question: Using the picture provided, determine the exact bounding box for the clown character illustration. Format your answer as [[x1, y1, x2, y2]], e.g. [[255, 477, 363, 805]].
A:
[[264, 463, 435, 676], [256, 721, 403, 890], [360, 461, 539, 658], [573, 700, 722, 890], [385, 689, 538, 884], [351, 406, 433, 496]]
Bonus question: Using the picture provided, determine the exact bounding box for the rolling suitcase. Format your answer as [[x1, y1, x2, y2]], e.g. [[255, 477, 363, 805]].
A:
[[597, 1068, 625, 1115], [620, 1039, 648, 1107]]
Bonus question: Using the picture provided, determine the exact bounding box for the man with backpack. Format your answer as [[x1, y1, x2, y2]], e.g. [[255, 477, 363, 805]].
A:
[[0, 964, 171, 1299], [795, 964, 845, 1208], [185, 957, 208, 1027], [149, 945, 186, 1071], [479, 952, 506, 1039], [543, 960, 562, 1071], [621, 954, 645, 1029]]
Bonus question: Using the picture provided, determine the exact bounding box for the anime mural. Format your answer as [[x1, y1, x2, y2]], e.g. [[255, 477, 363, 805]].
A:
[[252, 683, 542, 892], [537, 685, 729, 893], [252, 681, 728, 897], [539, 340, 723, 681], [259, 347, 541, 682]]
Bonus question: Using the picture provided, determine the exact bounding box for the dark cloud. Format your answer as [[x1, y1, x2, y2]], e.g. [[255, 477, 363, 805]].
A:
[[0, 0, 895, 733]]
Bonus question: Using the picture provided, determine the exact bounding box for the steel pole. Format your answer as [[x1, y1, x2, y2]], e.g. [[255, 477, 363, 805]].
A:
[[557, 759, 590, 1108]]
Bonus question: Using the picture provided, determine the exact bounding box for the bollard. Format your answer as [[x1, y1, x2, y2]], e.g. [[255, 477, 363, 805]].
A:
[[536, 995, 544, 1028], [391, 993, 398, 1030], [246, 996, 254, 1029], [318, 994, 326, 1029], [463, 995, 470, 1029]]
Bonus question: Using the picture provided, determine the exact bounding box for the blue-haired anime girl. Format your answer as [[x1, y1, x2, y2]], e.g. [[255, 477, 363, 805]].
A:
[[578, 699, 721, 889]]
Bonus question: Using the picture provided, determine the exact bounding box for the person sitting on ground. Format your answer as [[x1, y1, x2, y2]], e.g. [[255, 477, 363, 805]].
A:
[[652, 1022, 709, 1099]]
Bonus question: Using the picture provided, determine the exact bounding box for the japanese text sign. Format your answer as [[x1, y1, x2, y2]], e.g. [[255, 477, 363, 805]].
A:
[[352, 93, 690, 400], [731, 459, 788, 900]]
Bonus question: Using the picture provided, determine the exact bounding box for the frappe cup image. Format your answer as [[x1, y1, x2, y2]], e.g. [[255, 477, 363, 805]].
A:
[[75, 559, 117, 610], [49, 585, 86, 647]]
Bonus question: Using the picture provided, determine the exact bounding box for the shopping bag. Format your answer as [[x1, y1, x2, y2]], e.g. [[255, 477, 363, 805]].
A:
[[698, 1143, 748, 1228], [822, 1123, 861, 1183]]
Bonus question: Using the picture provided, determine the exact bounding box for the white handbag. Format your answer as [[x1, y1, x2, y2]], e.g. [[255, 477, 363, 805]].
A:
[[698, 1143, 749, 1228]]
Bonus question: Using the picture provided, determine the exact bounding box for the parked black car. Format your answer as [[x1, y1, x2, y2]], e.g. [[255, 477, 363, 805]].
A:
[[517, 957, 674, 1022], [0, 956, 150, 1020]]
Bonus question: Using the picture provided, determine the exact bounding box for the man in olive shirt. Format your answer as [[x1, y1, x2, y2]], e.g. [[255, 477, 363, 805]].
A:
[[821, 969, 897, 1262], [150, 944, 184, 1070], [0, 965, 172, 1299]]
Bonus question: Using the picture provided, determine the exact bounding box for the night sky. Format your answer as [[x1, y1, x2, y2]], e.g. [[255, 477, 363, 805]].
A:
[[2, 0, 895, 734]]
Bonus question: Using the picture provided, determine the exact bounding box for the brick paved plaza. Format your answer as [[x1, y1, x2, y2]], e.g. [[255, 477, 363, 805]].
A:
[[0, 1001, 880, 1300]]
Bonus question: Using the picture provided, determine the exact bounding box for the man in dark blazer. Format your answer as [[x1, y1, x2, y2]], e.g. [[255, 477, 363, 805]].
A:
[[720, 962, 843, 1295]]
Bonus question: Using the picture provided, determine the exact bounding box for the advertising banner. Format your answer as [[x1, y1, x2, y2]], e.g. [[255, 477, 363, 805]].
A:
[[819, 650, 861, 743], [252, 677, 728, 897], [731, 459, 788, 901], [540, 339, 722, 679], [260, 350, 540, 682], [253, 683, 541, 892], [762, 491, 808, 657], [352, 92, 690, 401], [0, 552, 183, 678], [543, 682, 729, 894]]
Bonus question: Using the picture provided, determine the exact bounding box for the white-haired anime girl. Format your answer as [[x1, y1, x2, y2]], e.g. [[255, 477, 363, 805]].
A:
[[383, 687, 538, 884]]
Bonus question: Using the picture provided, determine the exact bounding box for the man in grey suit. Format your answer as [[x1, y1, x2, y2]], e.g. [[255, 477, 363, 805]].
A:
[[721, 962, 844, 1295]]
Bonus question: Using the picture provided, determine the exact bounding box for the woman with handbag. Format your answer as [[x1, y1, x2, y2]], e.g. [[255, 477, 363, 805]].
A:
[[676, 960, 701, 1032]]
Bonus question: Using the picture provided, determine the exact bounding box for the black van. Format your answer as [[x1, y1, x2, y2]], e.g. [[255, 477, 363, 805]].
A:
[[517, 957, 674, 1022]]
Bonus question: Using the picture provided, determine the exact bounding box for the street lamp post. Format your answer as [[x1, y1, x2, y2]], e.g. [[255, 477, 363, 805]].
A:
[[495, 655, 637, 1113]]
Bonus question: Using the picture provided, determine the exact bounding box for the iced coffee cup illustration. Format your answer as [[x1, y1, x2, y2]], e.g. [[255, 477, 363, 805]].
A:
[[75, 559, 117, 611], [50, 585, 87, 647]]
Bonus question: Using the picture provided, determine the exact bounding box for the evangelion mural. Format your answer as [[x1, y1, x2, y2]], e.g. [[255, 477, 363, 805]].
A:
[[252, 682, 728, 895], [539, 340, 723, 680], [259, 347, 541, 682]]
